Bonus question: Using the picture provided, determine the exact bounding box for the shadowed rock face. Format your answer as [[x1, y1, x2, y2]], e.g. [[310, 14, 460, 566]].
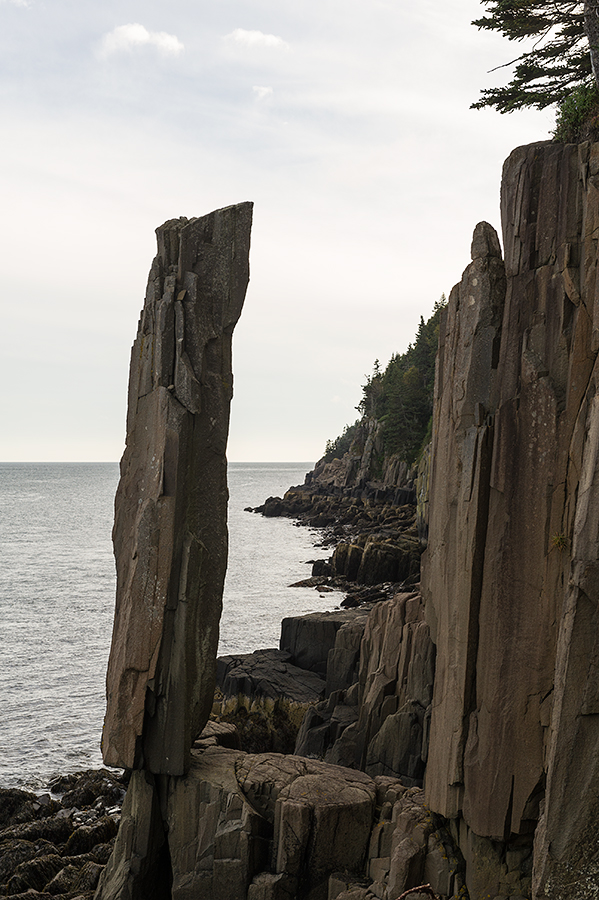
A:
[[101, 203, 253, 776]]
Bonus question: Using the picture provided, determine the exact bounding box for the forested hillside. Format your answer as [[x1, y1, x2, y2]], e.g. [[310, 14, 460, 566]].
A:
[[323, 296, 445, 467]]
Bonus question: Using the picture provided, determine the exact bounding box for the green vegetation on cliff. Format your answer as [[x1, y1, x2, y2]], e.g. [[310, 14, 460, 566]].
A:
[[552, 81, 599, 140], [471, 1, 599, 113], [323, 297, 445, 467]]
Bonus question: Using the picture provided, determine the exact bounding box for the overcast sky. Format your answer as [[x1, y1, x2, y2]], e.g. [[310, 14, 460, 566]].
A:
[[1, 0, 553, 462]]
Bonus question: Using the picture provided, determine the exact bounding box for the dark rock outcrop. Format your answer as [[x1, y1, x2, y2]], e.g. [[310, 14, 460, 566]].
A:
[[293, 592, 435, 793], [83, 140, 599, 900], [102, 203, 253, 777], [214, 649, 326, 753], [280, 609, 368, 675], [305, 418, 416, 504], [0, 769, 126, 900], [252, 492, 421, 589], [284, 139, 599, 899], [421, 219, 506, 831], [217, 649, 325, 704]]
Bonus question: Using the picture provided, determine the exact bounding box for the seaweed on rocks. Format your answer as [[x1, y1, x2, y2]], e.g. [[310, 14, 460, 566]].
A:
[[0, 769, 126, 899]]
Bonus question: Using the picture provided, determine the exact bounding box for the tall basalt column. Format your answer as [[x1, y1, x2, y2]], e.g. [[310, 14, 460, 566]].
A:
[[101, 203, 253, 777], [421, 221, 506, 821]]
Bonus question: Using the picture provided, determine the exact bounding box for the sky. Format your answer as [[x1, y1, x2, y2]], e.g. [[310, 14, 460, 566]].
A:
[[0, 0, 554, 462]]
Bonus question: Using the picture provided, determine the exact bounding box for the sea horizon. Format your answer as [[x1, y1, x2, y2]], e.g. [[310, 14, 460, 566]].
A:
[[0, 460, 332, 788]]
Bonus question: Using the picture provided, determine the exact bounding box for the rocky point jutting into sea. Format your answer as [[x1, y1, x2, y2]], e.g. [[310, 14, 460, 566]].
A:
[[3, 139, 599, 900]]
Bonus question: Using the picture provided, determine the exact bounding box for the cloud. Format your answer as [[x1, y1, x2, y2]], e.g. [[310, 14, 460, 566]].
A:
[[99, 24, 184, 58], [253, 86, 273, 101], [224, 29, 289, 51], [2, 0, 30, 6]]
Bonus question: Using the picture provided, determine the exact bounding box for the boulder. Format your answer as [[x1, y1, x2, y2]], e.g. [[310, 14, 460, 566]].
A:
[[236, 753, 376, 900], [355, 537, 420, 586], [0, 791, 58, 829], [193, 720, 241, 751], [5, 854, 64, 895], [101, 203, 253, 776], [48, 770, 126, 811], [0, 840, 58, 886], [97, 747, 378, 900]]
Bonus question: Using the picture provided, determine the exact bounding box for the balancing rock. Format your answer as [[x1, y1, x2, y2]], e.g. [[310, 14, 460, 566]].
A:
[[101, 203, 253, 776]]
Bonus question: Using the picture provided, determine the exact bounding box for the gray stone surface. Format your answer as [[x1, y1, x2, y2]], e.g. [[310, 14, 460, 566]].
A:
[[101, 203, 252, 776], [165, 747, 268, 900], [280, 610, 368, 675], [325, 614, 368, 696], [292, 591, 435, 786], [358, 593, 434, 785], [237, 753, 376, 899], [529, 145, 599, 900], [420, 220, 506, 825]]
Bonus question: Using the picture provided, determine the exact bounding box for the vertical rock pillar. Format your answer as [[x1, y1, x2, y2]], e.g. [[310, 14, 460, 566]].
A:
[[101, 203, 253, 777], [421, 221, 506, 821]]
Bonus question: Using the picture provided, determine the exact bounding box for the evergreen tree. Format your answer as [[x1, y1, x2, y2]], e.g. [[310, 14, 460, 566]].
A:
[[471, 1, 599, 112], [321, 297, 447, 468]]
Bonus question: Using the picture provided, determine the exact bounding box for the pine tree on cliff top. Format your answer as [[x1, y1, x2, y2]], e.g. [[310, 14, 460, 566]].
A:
[[472, 1, 599, 112]]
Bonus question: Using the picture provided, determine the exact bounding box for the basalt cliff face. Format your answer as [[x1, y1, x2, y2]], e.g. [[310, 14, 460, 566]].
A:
[[422, 140, 599, 897], [253, 139, 599, 899], [102, 204, 253, 778]]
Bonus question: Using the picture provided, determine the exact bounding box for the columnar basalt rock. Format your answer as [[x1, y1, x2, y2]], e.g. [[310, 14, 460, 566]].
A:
[[421, 141, 599, 899], [101, 203, 253, 777], [421, 219, 506, 825], [293, 592, 435, 788]]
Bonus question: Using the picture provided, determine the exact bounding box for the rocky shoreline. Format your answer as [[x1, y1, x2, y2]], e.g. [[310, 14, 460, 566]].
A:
[[251, 482, 422, 600], [0, 769, 126, 899], [209, 482, 426, 757], [0, 485, 431, 900]]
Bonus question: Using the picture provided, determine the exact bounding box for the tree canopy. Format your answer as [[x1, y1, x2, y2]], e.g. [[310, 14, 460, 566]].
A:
[[471, 1, 599, 112]]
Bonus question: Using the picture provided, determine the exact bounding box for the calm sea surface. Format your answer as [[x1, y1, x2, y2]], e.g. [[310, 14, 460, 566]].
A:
[[0, 462, 335, 789]]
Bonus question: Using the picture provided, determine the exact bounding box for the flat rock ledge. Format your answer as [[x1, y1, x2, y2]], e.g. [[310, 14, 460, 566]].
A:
[[95, 745, 465, 900]]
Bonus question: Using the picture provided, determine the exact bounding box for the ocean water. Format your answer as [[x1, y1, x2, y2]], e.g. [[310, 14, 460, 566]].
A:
[[0, 461, 336, 789]]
